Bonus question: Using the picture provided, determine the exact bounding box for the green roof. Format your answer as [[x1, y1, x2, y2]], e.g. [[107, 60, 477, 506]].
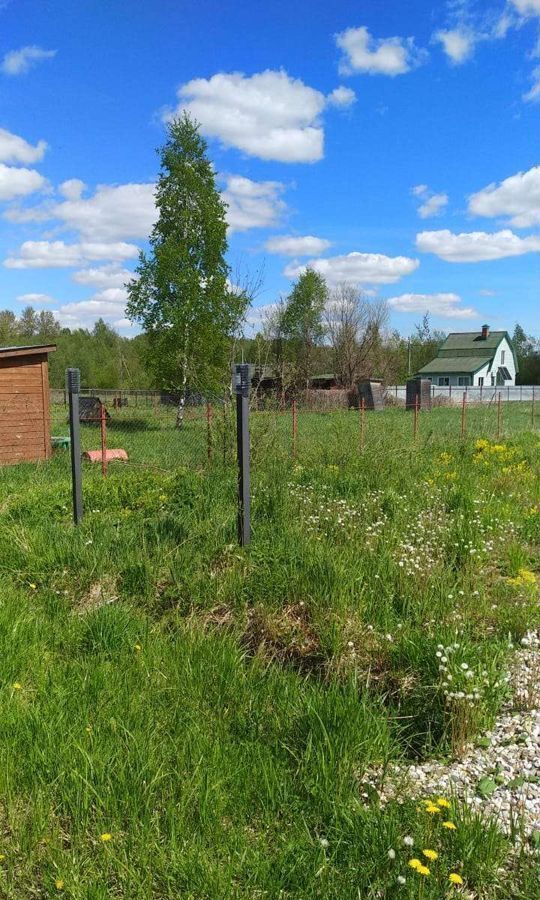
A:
[[416, 328, 518, 377], [417, 356, 490, 375]]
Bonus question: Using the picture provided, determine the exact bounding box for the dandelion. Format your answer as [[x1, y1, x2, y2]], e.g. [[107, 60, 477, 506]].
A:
[[134, 644, 142, 652], [319, 837, 329, 849], [425, 804, 441, 814], [417, 865, 430, 877], [100, 833, 112, 842], [449, 873, 464, 885], [29, 583, 37, 590], [12, 683, 22, 691], [403, 836, 414, 847], [437, 798, 451, 808], [55, 880, 64, 890], [442, 821, 456, 830], [422, 849, 438, 861], [408, 859, 422, 870]]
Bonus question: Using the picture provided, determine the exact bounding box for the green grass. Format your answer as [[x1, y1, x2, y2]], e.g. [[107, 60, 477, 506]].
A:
[[0, 404, 538, 896]]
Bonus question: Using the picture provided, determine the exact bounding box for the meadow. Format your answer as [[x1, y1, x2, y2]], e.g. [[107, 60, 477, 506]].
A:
[[0, 401, 538, 897]]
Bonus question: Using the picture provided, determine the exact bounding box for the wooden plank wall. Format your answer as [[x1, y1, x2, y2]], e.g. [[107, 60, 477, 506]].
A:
[[0, 354, 49, 465]]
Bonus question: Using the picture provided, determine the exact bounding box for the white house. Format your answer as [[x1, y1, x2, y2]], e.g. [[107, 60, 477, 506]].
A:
[[416, 325, 518, 388]]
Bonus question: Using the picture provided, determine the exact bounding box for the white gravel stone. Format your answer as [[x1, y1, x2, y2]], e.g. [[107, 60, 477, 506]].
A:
[[364, 632, 540, 840]]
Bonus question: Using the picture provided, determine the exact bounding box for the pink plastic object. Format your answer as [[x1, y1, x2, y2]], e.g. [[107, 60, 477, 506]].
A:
[[82, 449, 128, 463]]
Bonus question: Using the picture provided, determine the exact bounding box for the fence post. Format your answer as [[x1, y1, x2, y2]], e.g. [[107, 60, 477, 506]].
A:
[[461, 391, 467, 439], [206, 401, 213, 461], [497, 391, 502, 439], [292, 398, 298, 460], [413, 394, 419, 443], [233, 364, 251, 548], [100, 403, 108, 477], [67, 368, 83, 525]]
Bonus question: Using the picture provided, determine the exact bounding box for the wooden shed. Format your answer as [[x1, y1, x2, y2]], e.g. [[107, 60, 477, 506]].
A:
[[0, 344, 56, 465]]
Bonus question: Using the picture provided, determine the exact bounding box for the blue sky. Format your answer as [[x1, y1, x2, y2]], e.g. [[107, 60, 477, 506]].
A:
[[0, 0, 539, 336]]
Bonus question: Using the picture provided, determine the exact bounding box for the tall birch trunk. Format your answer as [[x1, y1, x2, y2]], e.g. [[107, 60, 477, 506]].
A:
[[175, 328, 189, 428]]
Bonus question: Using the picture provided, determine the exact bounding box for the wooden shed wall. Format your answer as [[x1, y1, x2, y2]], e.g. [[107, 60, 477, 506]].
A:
[[0, 354, 51, 465]]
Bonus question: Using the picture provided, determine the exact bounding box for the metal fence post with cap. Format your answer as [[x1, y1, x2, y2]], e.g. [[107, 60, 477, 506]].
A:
[[66, 367, 83, 524], [233, 363, 251, 547]]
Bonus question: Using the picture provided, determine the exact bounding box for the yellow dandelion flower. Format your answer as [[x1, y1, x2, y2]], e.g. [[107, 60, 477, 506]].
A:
[[417, 865, 430, 877], [408, 859, 422, 870], [449, 873, 464, 885], [442, 821, 457, 830], [100, 833, 112, 842], [425, 804, 441, 814], [437, 798, 451, 808], [29, 583, 37, 590], [134, 644, 142, 652], [423, 849, 438, 861], [55, 880, 64, 890], [0, 855, 5, 861], [12, 683, 22, 691]]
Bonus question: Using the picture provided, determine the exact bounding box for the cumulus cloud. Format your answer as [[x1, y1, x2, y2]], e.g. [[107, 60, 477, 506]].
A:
[[0, 128, 47, 164], [49, 182, 156, 240], [284, 251, 419, 286], [434, 29, 476, 64], [59, 178, 86, 200], [223, 175, 286, 232], [2, 46, 56, 76], [336, 26, 427, 76], [4, 240, 139, 269], [72, 265, 134, 289], [16, 292, 55, 305], [523, 65, 540, 102], [264, 235, 332, 256], [511, 0, 540, 16], [412, 184, 448, 218], [0, 163, 47, 201], [52, 287, 135, 331], [327, 86, 356, 106], [468, 165, 540, 227], [387, 292, 478, 319], [416, 228, 540, 261], [167, 70, 350, 163]]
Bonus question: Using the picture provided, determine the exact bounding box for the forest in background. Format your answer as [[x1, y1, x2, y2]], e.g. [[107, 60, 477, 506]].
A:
[[1, 303, 539, 390]]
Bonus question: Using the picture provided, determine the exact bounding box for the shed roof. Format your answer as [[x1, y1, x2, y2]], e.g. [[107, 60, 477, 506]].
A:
[[0, 344, 56, 360]]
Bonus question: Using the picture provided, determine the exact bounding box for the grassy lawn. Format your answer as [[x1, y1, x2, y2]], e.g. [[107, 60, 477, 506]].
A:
[[0, 403, 538, 896]]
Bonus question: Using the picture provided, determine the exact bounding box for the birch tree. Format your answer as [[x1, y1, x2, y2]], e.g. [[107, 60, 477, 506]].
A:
[[126, 114, 246, 425]]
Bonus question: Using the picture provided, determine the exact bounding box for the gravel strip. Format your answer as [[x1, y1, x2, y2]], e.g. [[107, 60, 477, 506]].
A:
[[364, 633, 540, 840]]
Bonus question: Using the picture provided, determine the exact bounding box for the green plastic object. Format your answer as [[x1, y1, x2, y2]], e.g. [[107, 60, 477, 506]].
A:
[[52, 436, 71, 450]]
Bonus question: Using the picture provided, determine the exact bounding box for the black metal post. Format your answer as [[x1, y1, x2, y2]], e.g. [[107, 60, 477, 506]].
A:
[[234, 364, 251, 547], [67, 368, 83, 525]]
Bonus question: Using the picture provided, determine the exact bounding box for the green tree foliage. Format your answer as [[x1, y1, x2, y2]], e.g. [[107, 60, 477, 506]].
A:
[[126, 114, 248, 419], [280, 270, 328, 388], [513, 323, 540, 384]]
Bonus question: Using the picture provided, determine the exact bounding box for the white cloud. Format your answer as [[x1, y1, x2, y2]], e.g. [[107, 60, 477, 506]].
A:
[[434, 28, 476, 64], [168, 70, 334, 163], [387, 292, 478, 319], [59, 178, 86, 200], [416, 228, 540, 261], [72, 265, 134, 289], [0, 128, 47, 164], [523, 65, 540, 102], [284, 251, 419, 286], [327, 86, 356, 107], [2, 46, 56, 76], [468, 165, 540, 227], [418, 192, 449, 219], [50, 182, 156, 240], [0, 163, 47, 200], [16, 292, 55, 305], [223, 175, 286, 232], [264, 235, 332, 256], [511, 0, 540, 16], [53, 287, 131, 330], [336, 26, 426, 76], [412, 184, 448, 218], [4, 240, 139, 268], [479, 289, 496, 296]]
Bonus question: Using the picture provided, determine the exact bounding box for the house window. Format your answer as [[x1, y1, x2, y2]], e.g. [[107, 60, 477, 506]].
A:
[[458, 376, 470, 387], [478, 377, 484, 387], [501, 350, 506, 364], [438, 377, 450, 386]]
